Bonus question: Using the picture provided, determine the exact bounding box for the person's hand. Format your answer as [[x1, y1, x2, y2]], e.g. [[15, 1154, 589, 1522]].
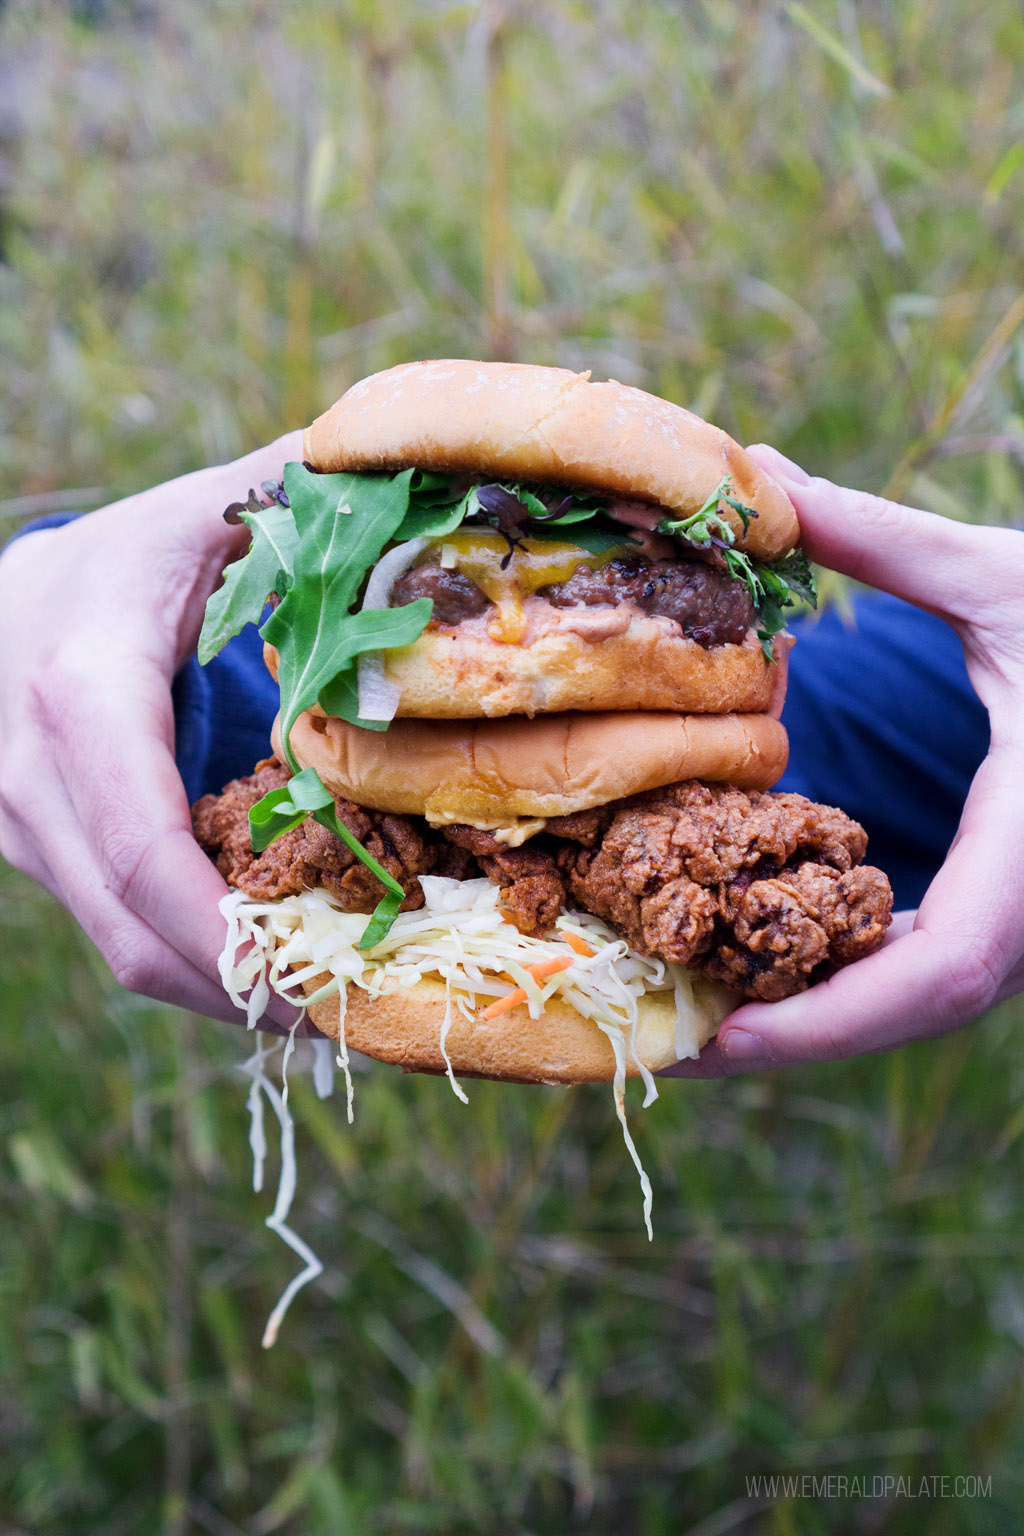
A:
[[0, 436, 305, 1031], [671, 445, 1024, 1076]]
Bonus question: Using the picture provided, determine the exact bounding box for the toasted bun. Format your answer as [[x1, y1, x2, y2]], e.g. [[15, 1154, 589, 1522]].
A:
[[275, 709, 789, 826], [302, 973, 733, 1085], [264, 618, 776, 718], [304, 360, 798, 562]]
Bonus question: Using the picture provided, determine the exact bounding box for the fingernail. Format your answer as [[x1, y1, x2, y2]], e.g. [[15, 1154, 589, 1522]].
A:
[[719, 1027, 773, 1063], [748, 444, 811, 487]]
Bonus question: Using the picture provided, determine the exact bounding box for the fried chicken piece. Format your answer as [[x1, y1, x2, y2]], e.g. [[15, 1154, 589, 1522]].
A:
[[538, 806, 611, 847], [701, 863, 893, 1001], [441, 824, 566, 933], [192, 757, 449, 912], [557, 782, 891, 998], [191, 757, 291, 891], [193, 769, 892, 1001]]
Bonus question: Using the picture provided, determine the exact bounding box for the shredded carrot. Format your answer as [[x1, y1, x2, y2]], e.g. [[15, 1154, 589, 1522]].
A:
[[527, 955, 576, 982], [478, 955, 574, 1020], [561, 930, 596, 958]]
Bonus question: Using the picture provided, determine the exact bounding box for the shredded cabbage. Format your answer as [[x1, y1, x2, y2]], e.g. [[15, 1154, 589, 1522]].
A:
[[220, 877, 699, 1055], [238, 1026, 324, 1347], [225, 877, 709, 1329]]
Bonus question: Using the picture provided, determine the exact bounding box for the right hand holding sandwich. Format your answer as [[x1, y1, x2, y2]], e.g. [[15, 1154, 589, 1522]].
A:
[[699, 446, 1024, 1073]]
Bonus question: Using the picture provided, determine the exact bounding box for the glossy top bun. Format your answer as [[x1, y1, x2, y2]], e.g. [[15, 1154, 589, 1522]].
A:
[[274, 708, 789, 828], [304, 359, 799, 561]]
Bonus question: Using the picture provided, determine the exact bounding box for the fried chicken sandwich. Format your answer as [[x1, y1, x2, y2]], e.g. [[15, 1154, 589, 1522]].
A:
[[194, 361, 893, 1102]]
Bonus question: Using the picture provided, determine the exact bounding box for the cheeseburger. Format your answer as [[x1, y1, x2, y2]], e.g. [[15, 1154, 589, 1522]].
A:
[[193, 361, 892, 1102]]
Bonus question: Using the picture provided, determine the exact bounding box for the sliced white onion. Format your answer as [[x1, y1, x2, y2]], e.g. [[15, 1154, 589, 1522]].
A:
[[356, 653, 402, 722], [356, 535, 428, 722], [360, 535, 428, 611]]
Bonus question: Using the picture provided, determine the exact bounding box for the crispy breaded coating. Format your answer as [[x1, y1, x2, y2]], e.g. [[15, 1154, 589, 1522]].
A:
[[440, 824, 566, 934], [555, 783, 890, 999], [191, 758, 473, 912], [193, 766, 892, 1001]]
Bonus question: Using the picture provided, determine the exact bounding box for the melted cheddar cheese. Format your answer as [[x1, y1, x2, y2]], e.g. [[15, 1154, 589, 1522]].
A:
[[428, 531, 627, 643]]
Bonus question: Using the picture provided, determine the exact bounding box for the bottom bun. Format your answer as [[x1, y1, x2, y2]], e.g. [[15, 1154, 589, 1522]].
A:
[[302, 973, 735, 1086]]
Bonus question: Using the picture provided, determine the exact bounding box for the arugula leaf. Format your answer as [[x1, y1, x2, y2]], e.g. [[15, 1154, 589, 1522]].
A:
[[355, 889, 406, 949], [309, 600, 433, 718], [253, 466, 433, 939], [534, 502, 604, 527], [408, 469, 457, 499], [198, 500, 297, 664], [528, 518, 638, 555], [247, 784, 309, 851], [313, 668, 388, 733], [262, 464, 426, 761], [199, 463, 434, 945], [509, 486, 549, 519], [393, 486, 473, 542]]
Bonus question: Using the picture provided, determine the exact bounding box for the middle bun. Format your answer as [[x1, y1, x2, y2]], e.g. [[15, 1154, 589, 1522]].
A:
[[275, 709, 789, 827]]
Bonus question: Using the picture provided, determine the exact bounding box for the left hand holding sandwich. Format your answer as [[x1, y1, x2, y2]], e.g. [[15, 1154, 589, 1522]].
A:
[[0, 434, 305, 1031], [684, 446, 1024, 1075]]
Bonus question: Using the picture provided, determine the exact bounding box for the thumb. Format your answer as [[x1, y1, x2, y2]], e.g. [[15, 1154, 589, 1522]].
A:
[[745, 443, 1008, 625]]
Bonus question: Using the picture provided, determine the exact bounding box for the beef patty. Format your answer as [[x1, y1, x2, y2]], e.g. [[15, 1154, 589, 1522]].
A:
[[390, 553, 756, 647]]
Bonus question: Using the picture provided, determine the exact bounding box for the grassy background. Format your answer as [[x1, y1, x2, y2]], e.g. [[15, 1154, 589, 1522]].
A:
[[2, 1, 1024, 1531]]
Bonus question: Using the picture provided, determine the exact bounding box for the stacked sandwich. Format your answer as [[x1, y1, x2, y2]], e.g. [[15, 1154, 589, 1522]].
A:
[[194, 361, 892, 1087]]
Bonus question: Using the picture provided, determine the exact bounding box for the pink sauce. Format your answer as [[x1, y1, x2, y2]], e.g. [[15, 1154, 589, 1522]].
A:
[[435, 596, 764, 649], [605, 497, 666, 532]]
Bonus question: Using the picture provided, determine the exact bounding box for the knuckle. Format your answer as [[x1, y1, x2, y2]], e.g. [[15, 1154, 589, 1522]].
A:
[[941, 945, 1002, 1022], [830, 484, 903, 539], [818, 1022, 850, 1062], [21, 666, 56, 729], [106, 931, 163, 999], [22, 649, 90, 730], [102, 826, 154, 910]]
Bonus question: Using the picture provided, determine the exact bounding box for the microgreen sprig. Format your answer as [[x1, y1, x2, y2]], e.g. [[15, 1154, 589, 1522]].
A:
[[658, 475, 817, 659]]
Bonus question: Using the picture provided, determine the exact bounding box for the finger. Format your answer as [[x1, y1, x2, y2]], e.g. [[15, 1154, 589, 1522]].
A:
[[745, 442, 1021, 626], [661, 917, 923, 1078], [658, 1040, 746, 1079], [187, 429, 306, 512], [715, 752, 1024, 1067], [113, 430, 306, 533], [97, 431, 308, 668], [47, 676, 228, 970], [39, 656, 296, 1026], [767, 633, 791, 720], [9, 752, 299, 1029]]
